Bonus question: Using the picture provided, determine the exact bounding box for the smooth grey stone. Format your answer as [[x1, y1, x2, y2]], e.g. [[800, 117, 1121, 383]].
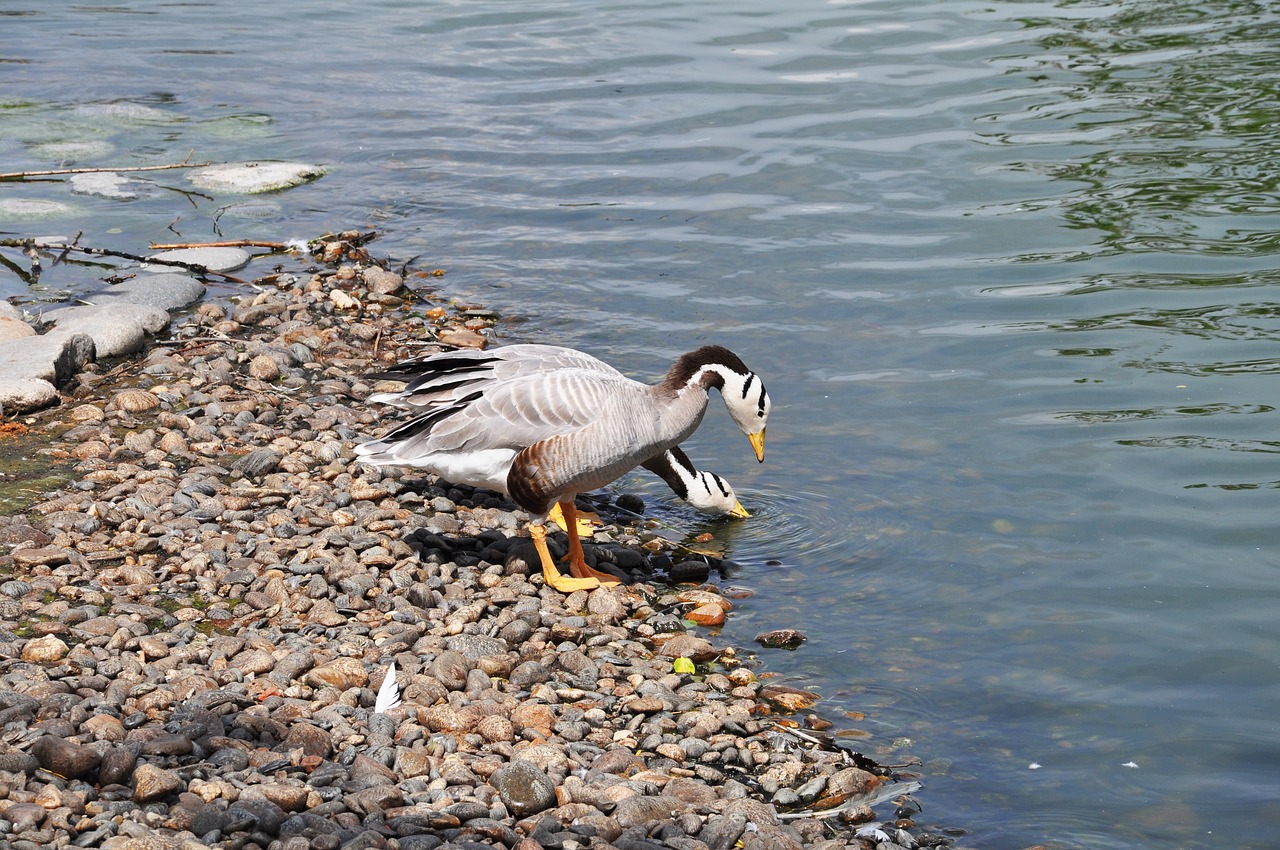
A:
[[67, 172, 158, 200], [89, 272, 205, 311], [0, 331, 94, 385], [42, 303, 168, 358], [145, 246, 250, 273], [490, 759, 557, 817], [0, 198, 75, 219], [187, 161, 325, 194]]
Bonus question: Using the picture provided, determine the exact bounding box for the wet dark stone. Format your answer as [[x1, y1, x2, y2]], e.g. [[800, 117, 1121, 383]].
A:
[[190, 803, 229, 836], [141, 733, 194, 756], [443, 801, 490, 822], [429, 650, 469, 691], [225, 797, 287, 836], [490, 759, 557, 817], [31, 735, 101, 780], [753, 629, 808, 650], [208, 747, 249, 771], [232, 448, 282, 477], [668, 560, 712, 583], [0, 751, 38, 774], [397, 836, 444, 850], [508, 660, 551, 688], [97, 745, 138, 786], [616, 494, 645, 514], [460, 818, 520, 846], [700, 813, 749, 850]]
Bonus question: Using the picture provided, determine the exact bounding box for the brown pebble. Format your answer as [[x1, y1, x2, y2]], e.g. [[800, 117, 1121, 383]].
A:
[[21, 634, 70, 664], [133, 763, 184, 803], [754, 628, 808, 650], [109, 388, 160, 413], [247, 354, 281, 380], [11, 547, 71, 567], [685, 602, 726, 626], [437, 327, 486, 349]]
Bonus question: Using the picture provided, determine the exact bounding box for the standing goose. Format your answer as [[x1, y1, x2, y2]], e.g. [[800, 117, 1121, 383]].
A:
[[366, 344, 750, 518], [357, 345, 770, 592]]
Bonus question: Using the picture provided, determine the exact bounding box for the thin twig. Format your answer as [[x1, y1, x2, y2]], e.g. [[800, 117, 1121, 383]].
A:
[[148, 240, 291, 250], [0, 154, 211, 181], [775, 780, 923, 821], [0, 251, 32, 285], [0, 237, 245, 283]]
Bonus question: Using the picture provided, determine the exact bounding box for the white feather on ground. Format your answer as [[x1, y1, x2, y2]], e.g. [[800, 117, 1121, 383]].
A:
[[374, 661, 401, 713]]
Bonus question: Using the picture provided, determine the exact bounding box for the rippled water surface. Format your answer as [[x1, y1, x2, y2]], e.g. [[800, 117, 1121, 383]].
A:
[[7, 1, 1280, 846]]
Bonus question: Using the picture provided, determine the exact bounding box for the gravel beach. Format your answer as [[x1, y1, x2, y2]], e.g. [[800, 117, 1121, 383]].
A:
[[0, 234, 931, 850]]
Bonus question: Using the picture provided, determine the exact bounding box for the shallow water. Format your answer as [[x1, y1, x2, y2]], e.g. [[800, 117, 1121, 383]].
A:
[[6, 1, 1280, 846]]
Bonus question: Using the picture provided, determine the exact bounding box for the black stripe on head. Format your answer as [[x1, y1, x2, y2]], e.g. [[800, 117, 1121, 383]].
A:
[[710, 474, 731, 499], [664, 345, 751, 391], [741, 372, 755, 400], [665, 446, 697, 477]]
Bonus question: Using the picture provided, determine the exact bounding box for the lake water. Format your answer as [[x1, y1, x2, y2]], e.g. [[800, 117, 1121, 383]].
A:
[[5, 1, 1280, 847]]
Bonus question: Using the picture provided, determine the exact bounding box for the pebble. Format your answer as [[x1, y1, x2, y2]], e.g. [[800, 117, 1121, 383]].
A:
[[0, 234, 917, 850]]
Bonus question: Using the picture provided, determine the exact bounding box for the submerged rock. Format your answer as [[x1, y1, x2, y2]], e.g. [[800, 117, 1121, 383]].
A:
[[187, 160, 325, 193], [145, 246, 251, 273]]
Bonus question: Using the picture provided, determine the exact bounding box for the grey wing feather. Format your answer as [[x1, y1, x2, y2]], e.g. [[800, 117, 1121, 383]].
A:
[[363, 368, 630, 458], [370, 345, 626, 409]]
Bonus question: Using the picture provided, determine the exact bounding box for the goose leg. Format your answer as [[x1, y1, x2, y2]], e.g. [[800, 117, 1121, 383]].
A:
[[548, 502, 602, 537], [559, 500, 621, 586], [529, 522, 601, 593]]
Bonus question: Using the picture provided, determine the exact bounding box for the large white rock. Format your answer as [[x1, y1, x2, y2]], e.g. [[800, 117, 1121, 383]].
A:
[[0, 331, 94, 388], [187, 161, 325, 194], [0, 376, 57, 415], [41, 304, 170, 358]]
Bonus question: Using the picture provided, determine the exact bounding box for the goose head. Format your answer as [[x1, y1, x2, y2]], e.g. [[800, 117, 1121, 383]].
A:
[[686, 469, 750, 518], [672, 346, 771, 461], [652, 447, 750, 518]]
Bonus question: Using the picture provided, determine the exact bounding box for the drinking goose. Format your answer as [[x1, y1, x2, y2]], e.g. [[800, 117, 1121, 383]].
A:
[[367, 344, 750, 518], [641, 446, 749, 518], [356, 344, 770, 592]]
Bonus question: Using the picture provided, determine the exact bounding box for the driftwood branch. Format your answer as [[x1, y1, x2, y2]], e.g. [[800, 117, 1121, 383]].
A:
[[0, 236, 245, 283], [148, 240, 292, 251], [0, 152, 211, 181], [775, 779, 923, 821]]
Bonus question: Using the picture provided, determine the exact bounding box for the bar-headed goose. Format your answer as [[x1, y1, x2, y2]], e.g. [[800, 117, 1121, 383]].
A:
[[357, 344, 770, 592], [367, 344, 750, 518], [641, 446, 749, 518]]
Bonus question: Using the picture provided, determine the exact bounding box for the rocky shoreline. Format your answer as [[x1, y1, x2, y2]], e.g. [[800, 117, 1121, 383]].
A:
[[0, 233, 933, 850]]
